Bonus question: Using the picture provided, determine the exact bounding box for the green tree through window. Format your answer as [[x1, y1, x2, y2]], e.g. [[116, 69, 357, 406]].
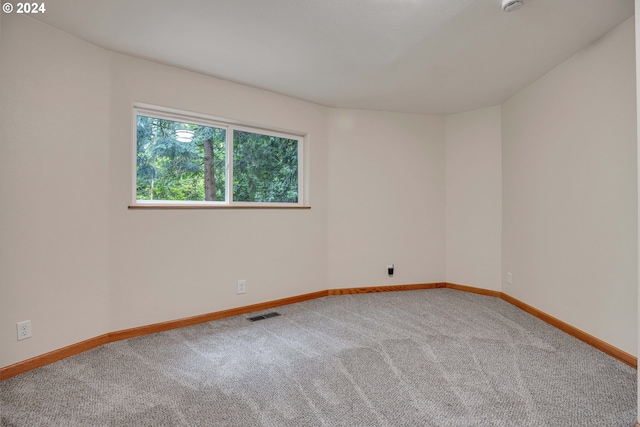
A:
[[233, 130, 298, 203], [136, 116, 226, 201], [135, 109, 302, 205]]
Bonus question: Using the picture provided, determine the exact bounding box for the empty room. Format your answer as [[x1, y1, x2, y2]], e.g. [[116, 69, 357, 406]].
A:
[[1, 0, 638, 425]]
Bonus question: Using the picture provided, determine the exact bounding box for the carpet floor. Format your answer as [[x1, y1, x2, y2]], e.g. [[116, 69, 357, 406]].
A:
[[1, 289, 637, 426]]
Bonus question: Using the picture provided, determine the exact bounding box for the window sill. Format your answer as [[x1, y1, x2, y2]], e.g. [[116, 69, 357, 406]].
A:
[[128, 205, 311, 210]]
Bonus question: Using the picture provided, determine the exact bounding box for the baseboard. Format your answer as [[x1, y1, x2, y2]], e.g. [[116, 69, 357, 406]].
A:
[[0, 334, 111, 381], [329, 282, 446, 295], [345, 282, 636, 368], [109, 290, 329, 343], [1, 282, 636, 379], [0, 290, 328, 380], [443, 283, 636, 368], [500, 293, 637, 369], [444, 282, 502, 298]]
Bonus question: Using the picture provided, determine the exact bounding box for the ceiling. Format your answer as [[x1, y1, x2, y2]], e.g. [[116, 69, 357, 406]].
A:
[[33, 0, 634, 115]]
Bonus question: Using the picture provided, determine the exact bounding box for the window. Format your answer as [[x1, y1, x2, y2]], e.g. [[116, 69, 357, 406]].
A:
[[133, 105, 304, 207]]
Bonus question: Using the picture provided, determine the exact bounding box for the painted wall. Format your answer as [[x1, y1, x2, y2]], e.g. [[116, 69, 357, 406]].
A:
[[502, 17, 637, 355], [0, 17, 112, 367], [1, 12, 637, 370], [107, 54, 330, 332], [326, 109, 446, 289], [1, 15, 446, 367], [445, 106, 502, 290], [635, 0, 640, 418], [0, 14, 331, 367]]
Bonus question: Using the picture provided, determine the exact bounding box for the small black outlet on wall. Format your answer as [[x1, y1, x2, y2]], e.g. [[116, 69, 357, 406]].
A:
[[387, 264, 394, 276]]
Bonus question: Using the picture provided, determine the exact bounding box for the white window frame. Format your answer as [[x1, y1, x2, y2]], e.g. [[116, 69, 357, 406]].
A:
[[132, 103, 306, 208]]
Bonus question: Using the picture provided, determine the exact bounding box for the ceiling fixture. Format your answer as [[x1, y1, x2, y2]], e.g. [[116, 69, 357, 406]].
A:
[[502, 0, 524, 12], [175, 129, 195, 143]]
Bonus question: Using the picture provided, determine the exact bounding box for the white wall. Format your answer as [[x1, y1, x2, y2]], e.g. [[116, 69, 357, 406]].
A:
[[107, 54, 330, 332], [1, 15, 448, 368], [635, 0, 640, 418], [445, 106, 502, 290], [0, 16, 112, 367], [0, 14, 331, 367], [1, 12, 637, 370], [326, 109, 446, 288], [502, 17, 637, 355]]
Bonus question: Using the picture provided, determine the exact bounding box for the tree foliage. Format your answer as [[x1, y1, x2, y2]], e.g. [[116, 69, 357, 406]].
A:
[[233, 130, 298, 203], [136, 116, 226, 201], [136, 116, 298, 203]]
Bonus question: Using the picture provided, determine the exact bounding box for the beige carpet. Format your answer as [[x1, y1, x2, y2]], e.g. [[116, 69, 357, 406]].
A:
[[1, 289, 636, 426]]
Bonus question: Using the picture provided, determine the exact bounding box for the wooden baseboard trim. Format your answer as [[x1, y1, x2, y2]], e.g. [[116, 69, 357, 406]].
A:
[[109, 290, 329, 343], [441, 283, 636, 369], [0, 290, 328, 380], [2, 283, 636, 379], [0, 334, 111, 381], [444, 282, 502, 298], [500, 292, 637, 369], [329, 282, 446, 295]]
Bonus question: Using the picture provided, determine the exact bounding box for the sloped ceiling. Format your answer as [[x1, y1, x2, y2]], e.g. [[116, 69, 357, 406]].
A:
[[33, 0, 634, 114]]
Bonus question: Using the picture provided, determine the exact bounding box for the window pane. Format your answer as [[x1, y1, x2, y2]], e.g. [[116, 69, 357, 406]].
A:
[[233, 130, 299, 203], [136, 116, 226, 201]]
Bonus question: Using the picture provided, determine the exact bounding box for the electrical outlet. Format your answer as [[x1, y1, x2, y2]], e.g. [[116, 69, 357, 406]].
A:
[[17, 320, 31, 341], [237, 279, 246, 295], [507, 272, 513, 285]]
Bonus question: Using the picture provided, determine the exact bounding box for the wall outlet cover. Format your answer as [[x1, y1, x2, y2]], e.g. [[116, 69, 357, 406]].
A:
[[237, 279, 246, 295], [17, 320, 32, 341]]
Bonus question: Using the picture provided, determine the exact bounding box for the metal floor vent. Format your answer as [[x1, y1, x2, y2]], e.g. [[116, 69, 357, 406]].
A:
[[248, 312, 281, 322]]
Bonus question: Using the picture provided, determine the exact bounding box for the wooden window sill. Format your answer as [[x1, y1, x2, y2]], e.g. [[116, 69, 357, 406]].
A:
[[128, 205, 311, 210]]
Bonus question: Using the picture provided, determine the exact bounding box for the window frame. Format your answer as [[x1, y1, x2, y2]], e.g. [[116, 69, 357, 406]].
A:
[[131, 103, 306, 208]]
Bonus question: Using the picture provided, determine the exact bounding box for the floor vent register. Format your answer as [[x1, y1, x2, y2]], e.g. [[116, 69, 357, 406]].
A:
[[248, 312, 281, 322]]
